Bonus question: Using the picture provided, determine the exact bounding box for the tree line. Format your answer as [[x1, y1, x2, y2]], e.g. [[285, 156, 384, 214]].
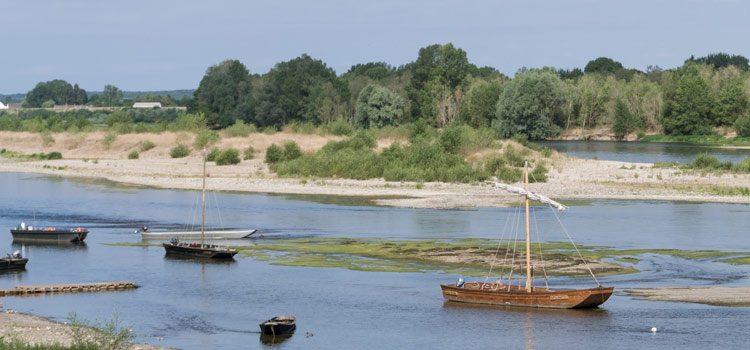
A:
[[12, 46, 750, 139]]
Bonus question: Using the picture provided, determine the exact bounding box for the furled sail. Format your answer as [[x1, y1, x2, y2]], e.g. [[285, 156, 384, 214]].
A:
[[487, 182, 568, 211]]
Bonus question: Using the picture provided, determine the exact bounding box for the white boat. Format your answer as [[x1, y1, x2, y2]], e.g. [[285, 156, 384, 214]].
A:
[[141, 228, 256, 240]]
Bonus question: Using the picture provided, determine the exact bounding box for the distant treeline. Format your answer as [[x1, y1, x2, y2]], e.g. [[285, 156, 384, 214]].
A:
[[4, 46, 750, 139]]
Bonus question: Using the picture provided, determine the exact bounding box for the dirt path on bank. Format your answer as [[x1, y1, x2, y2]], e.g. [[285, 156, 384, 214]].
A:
[[2, 131, 750, 209]]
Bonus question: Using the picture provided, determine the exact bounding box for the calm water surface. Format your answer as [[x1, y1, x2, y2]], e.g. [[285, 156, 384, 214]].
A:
[[1, 172, 749, 349], [538, 140, 750, 163]]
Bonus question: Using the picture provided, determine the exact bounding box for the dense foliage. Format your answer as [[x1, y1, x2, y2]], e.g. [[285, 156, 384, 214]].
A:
[[25, 80, 87, 107]]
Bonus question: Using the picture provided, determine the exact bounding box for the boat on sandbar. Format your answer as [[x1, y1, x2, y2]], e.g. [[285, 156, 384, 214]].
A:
[[440, 161, 613, 309]]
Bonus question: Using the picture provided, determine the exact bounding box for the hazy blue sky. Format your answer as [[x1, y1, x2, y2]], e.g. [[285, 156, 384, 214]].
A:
[[1, 0, 748, 93]]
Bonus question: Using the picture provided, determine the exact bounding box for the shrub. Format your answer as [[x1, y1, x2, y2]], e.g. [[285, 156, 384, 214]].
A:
[[215, 148, 240, 165], [496, 165, 523, 183], [438, 125, 466, 154], [170, 144, 190, 158], [172, 112, 207, 131], [529, 163, 548, 183], [103, 132, 116, 150], [139, 140, 155, 152], [206, 147, 220, 161], [734, 114, 750, 137], [484, 156, 505, 175], [503, 144, 525, 167], [224, 120, 257, 137], [691, 153, 731, 170], [193, 128, 220, 149], [732, 158, 750, 173], [327, 119, 354, 136], [243, 145, 255, 160], [41, 132, 55, 147], [128, 150, 139, 159], [282, 141, 303, 161], [265, 144, 283, 163]]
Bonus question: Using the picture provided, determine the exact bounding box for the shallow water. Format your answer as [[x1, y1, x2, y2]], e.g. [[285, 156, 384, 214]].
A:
[[1, 172, 750, 349], [538, 140, 750, 163]]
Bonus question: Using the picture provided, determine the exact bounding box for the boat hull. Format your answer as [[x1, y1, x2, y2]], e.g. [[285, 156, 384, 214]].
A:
[[11, 229, 88, 243], [441, 282, 613, 309], [0, 258, 28, 271], [142, 229, 256, 240], [162, 242, 237, 259], [259, 316, 296, 336]]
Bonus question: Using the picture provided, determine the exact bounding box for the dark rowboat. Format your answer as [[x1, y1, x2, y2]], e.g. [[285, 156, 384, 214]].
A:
[[11, 223, 88, 243], [0, 251, 28, 271], [259, 316, 296, 336], [163, 239, 237, 259]]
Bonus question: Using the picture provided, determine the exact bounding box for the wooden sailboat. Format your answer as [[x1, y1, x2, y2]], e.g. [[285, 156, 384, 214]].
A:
[[440, 161, 613, 309], [163, 149, 238, 259]]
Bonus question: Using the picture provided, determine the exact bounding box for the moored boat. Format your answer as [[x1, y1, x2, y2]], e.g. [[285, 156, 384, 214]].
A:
[[0, 251, 28, 271], [259, 316, 296, 336], [11, 223, 88, 243], [440, 161, 614, 309], [163, 238, 237, 259], [141, 227, 256, 240]]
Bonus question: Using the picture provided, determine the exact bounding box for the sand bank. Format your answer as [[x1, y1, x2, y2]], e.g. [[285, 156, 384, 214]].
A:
[[624, 287, 750, 306]]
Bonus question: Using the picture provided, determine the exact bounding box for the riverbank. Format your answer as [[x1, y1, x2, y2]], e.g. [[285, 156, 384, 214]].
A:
[[624, 287, 750, 307], [2, 131, 750, 208], [0, 308, 168, 349]]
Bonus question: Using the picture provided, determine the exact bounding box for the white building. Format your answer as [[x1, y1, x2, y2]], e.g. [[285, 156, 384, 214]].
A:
[[0, 101, 8, 109], [132, 102, 162, 109]]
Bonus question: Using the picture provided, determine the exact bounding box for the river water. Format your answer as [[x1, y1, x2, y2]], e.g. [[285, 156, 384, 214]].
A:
[[1, 172, 750, 349], [538, 140, 750, 164]]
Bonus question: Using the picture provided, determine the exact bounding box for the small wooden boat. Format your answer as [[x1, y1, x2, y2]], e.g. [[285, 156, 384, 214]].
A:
[[0, 251, 28, 271], [259, 316, 296, 336], [440, 161, 614, 309], [11, 223, 88, 243], [163, 238, 237, 259]]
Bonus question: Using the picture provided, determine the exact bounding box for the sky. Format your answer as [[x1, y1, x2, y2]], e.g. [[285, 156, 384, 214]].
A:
[[1, 0, 748, 94]]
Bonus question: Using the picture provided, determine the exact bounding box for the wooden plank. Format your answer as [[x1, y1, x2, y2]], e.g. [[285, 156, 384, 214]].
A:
[[0, 282, 138, 297]]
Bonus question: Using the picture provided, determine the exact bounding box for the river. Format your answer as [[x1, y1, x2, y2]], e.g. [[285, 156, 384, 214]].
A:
[[538, 140, 750, 164], [1, 172, 749, 349]]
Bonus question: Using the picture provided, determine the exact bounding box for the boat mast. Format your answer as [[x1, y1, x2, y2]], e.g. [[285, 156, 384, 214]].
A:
[[524, 161, 532, 292], [201, 148, 206, 249]]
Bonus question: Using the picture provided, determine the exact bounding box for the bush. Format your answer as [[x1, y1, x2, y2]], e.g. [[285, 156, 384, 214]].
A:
[[327, 119, 354, 136], [438, 125, 466, 154], [170, 144, 190, 158], [41, 132, 55, 147], [734, 114, 750, 137], [103, 132, 116, 150], [282, 141, 303, 161], [529, 163, 548, 183], [139, 140, 155, 152], [128, 150, 139, 159], [193, 128, 220, 149], [496, 165, 523, 183], [215, 148, 240, 165], [243, 145, 255, 160], [265, 144, 283, 163], [224, 120, 257, 137], [206, 147, 220, 161], [691, 153, 731, 170], [172, 112, 207, 131]]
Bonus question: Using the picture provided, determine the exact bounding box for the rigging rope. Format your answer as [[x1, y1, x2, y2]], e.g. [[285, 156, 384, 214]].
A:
[[548, 203, 601, 286], [531, 206, 550, 290]]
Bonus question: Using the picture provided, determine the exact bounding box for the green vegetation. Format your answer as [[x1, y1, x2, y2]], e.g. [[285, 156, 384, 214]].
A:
[[223, 120, 256, 137], [243, 145, 255, 160], [102, 132, 116, 150], [169, 144, 190, 158], [127, 150, 139, 159], [0, 149, 62, 160], [654, 153, 750, 176], [138, 140, 155, 152], [0, 339, 98, 349], [214, 148, 241, 165], [192, 128, 220, 149], [67, 310, 134, 350]]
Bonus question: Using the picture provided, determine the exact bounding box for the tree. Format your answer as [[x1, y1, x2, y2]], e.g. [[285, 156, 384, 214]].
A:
[[25, 79, 86, 107], [716, 80, 749, 126], [613, 99, 636, 139], [558, 68, 584, 80], [576, 74, 611, 129], [584, 57, 624, 75], [662, 65, 717, 135], [345, 62, 396, 80], [495, 68, 570, 139], [354, 85, 404, 129], [193, 59, 254, 128], [101, 85, 123, 107], [405, 43, 470, 126], [686, 53, 749, 71], [254, 54, 348, 127], [460, 79, 502, 128]]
